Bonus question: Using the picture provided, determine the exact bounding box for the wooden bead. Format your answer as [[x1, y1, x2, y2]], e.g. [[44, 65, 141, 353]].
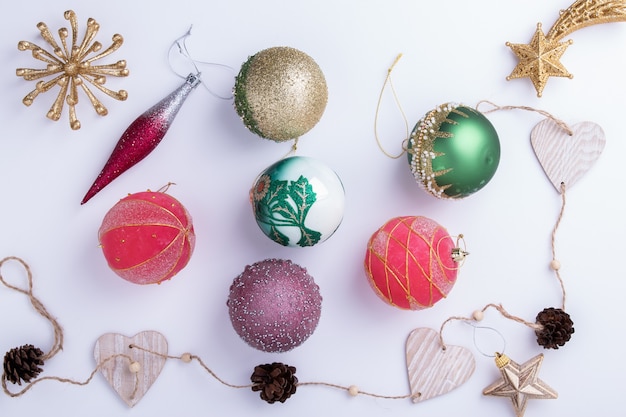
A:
[[472, 310, 484, 321], [348, 385, 359, 396], [181, 353, 192, 363], [550, 259, 561, 270], [129, 361, 141, 373]]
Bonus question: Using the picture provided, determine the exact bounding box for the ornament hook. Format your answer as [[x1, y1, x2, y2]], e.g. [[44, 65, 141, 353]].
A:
[[168, 26, 235, 100], [468, 323, 507, 359], [451, 234, 469, 263]]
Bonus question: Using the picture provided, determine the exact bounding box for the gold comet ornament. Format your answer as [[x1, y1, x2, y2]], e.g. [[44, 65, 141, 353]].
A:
[[16, 10, 129, 130], [506, 0, 626, 97]]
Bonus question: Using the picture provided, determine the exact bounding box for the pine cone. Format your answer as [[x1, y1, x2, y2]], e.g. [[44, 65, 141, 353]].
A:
[[251, 362, 298, 404], [3, 344, 45, 385], [535, 307, 575, 349]]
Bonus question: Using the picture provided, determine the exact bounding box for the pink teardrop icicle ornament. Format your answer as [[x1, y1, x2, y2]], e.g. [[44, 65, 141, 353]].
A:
[[81, 73, 201, 204]]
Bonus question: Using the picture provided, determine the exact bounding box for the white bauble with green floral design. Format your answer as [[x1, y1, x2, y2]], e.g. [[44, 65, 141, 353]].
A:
[[251, 156, 345, 247]]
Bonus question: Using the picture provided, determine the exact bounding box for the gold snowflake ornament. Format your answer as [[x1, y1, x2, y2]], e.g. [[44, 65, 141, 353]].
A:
[[16, 10, 129, 130]]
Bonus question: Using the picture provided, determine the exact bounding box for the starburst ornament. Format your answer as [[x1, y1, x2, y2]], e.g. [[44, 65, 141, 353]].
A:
[[483, 353, 557, 417], [16, 10, 129, 130], [506, 0, 626, 97]]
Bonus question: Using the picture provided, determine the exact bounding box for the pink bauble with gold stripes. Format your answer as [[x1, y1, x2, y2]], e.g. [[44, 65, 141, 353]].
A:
[[364, 216, 462, 310], [99, 191, 195, 285]]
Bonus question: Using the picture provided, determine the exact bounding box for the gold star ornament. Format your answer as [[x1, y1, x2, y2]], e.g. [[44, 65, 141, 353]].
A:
[[506, 0, 626, 97], [506, 24, 573, 97], [483, 353, 557, 417], [16, 10, 129, 130]]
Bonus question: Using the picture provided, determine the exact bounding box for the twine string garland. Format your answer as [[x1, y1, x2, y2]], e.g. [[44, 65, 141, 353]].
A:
[[0, 256, 63, 361], [128, 344, 418, 400], [2, 353, 139, 399], [3, 3, 605, 411], [438, 169, 572, 351], [0, 114, 579, 407], [474, 101, 573, 311], [0, 256, 141, 399], [552, 182, 568, 311], [0, 74, 579, 408], [475, 100, 574, 136], [437, 180, 570, 348], [0, 252, 573, 404], [0, 256, 418, 403], [438, 303, 544, 351]]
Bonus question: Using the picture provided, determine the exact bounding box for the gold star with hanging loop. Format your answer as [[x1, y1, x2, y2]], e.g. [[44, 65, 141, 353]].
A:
[[483, 353, 558, 417], [506, 0, 626, 97], [16, 10, 129, 130]]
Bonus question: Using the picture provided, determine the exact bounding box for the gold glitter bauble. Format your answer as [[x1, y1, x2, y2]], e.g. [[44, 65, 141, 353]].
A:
[[234, 46, 328, 142]]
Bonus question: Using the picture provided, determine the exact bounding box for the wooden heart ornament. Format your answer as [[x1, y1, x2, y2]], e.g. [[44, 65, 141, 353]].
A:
[[94, 331, 168, 407], [531, 119, 605, 192], [406, 328, 475, 403]]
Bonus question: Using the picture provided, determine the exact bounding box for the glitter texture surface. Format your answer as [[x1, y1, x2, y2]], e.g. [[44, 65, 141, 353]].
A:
[[81, 74, 200, 204], [98, 191, 195, 285], [364, 216, 458, 310], [227, 259, 322, 352], [234, 47, 328, 142]]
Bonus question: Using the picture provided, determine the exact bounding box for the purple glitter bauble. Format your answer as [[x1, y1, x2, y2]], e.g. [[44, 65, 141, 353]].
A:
[[227, 259, 322, 353]]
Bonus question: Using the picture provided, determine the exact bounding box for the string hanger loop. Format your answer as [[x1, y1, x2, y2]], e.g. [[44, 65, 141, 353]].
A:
[[374, 53, 410, 159], [168, 26, 235, 100]]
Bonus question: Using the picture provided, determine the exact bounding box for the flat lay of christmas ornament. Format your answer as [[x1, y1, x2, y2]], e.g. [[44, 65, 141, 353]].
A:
[[227, 259, 322, 353], [407, 102, 501, 199], [93, 331, 168, 407], [483, 353, 557, 417], [234, 46, 328, 142], [506, 0, 626, 96], [250, 155, 345, 247], [15, 10, 128, 130], [0, 258, 577, 413], [364, 216, 467, 310], [98, 189, 195, 285], [2, 4, 622, 417]]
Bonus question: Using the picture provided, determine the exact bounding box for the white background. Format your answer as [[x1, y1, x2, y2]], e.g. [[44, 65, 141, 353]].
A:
[[0, 1, 624, 416]]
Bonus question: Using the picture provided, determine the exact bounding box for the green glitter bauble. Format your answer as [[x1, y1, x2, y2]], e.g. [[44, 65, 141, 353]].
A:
[[407, 103, 500, 199], [233, 46, 328, 142]]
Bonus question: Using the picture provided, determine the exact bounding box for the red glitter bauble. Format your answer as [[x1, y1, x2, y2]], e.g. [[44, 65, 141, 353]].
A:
[[227, 259, 322, 353], [98, 191, 195, 285], [364, 216, 460, 310]]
